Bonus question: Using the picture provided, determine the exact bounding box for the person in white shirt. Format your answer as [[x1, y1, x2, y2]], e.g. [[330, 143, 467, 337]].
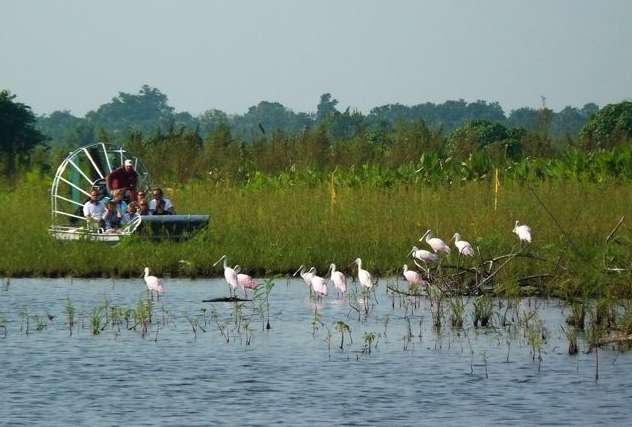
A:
[[83, 190, 106, 224], [148, 188, 175, 214]]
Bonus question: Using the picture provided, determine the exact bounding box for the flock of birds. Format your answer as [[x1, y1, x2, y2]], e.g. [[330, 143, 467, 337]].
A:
[[142, 221, 532, 300]]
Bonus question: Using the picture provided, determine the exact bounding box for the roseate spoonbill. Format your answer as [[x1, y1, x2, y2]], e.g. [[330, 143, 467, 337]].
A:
[[310, 269, 329, 299], [213, 255, 239, 296], [352, 258, 374, 289], [143, 267, 165, 300], [293, 265, 316, 295], [233, 265, 258, 296], [513, 221, 532, 244], [420, 229, 451, 255], [402, 264, 426, 287], [452, 233, 475, 256], [409, 246, 440, 263], [329, 263, 347, 296]]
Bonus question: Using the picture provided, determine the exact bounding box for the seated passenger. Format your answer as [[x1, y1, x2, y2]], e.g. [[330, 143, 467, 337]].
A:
[[149, 188, 175, 215], [136, 191, 147, 204], [110, 189, 128, 216], [83, 190, 106, 226], [138, 199, 151, 216], [153, 199, 169, 215], [102, 201, 122, 232], [122, 202, 139, 225]]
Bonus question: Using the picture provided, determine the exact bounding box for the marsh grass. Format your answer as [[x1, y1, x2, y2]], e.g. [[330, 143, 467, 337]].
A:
[[3, 174, 632, 298], [473, 295, 494, 327], [64, 298, 76, 336], [89, 306, 104, 336], [449, 297, 465, 329]]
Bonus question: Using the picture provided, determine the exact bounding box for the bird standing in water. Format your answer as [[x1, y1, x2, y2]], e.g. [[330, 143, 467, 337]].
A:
[[329, 263, 347, 297], [143, 267, 165, 300], [402, 264, 426, 288], [213, 255, 239, 297], [293, 265, 316, 296], [233, 265, 258, 297], [353, 258, 375, 289]]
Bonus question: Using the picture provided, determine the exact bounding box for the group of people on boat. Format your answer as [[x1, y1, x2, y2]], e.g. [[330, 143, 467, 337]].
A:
[[82, 159, 175, 233]]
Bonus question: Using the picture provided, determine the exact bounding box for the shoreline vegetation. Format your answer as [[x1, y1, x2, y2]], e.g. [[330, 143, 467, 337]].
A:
[[3, 89, 632, 302], [3, 172, 632, 302]]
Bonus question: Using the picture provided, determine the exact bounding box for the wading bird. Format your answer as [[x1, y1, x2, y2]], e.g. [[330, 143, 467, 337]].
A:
[[420, 229, 451, 255], [143, 267, 165, 300], [233, 265, 258, 296], [293, 265, 317, 295], [402, 264, 426, 287], [310, 269, 329, 300], [329, 263, 347, 297], [213, 255, 239, 297], [452, 233, 475, 257], [513, 221, 532, 244], [352, 258, 375, 289], [409, 246, 440, 264]]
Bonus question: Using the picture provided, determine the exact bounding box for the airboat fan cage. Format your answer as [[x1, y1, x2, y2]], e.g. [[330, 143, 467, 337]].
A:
[[49, 143, 152, 241]]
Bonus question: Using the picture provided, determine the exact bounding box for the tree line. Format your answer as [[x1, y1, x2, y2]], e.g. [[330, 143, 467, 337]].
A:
[[36, 85, 599, 148], [1, 86, 631, 183]]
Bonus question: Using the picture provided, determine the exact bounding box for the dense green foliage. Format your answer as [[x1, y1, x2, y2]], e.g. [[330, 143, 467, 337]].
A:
[[34, 86, 600, 150], [0, 90, 47, 178], [3, 89, 632, 302], [580, 101, 632, 148]]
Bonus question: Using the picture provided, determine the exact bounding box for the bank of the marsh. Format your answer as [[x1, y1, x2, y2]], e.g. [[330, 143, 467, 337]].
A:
[[2, 174, 632, 299]]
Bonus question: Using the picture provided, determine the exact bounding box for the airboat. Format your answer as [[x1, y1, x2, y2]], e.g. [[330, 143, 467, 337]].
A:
[[49, 143, 209, 242]]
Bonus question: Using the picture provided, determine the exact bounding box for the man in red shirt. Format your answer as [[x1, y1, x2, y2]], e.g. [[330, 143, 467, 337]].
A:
[[107, 159, 138, 199]]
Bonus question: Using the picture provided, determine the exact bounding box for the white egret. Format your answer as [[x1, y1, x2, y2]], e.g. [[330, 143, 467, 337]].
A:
[[452, 233, 475, 257], [420, 229, 451, 255], [513, 221, 532, 244]]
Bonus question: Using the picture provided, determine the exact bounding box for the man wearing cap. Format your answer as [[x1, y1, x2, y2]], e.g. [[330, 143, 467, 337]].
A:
[[106, 159, 139, 199]]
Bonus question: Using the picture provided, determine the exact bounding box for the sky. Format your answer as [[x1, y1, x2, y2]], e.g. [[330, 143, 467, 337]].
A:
[[1, 0, 630, 117]]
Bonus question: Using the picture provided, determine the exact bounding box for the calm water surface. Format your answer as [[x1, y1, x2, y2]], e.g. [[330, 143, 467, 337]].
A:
[[1, 278, 631, 426]]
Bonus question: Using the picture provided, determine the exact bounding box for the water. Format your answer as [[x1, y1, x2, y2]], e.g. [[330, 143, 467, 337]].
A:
[[1, 278, 631, 426]]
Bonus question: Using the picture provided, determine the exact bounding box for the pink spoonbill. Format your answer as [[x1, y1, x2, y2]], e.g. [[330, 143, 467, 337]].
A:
[[143, 267, 165, 300], [420, 229, 451, 255], [293, 265, 316, 295], [352, 258, 375, 289], [213, 255, 239, 297], [513, 221, 532, 244], [402, 264, 426, 288], [409, 246, 440, 264], [452, 233, 475, 257], [234, 265, 258, 296], [329, 263, 347, 297], [310, 268, 329, 300]]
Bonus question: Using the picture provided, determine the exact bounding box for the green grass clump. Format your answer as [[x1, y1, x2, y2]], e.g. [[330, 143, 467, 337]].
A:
[[2, 173, 632, 299]]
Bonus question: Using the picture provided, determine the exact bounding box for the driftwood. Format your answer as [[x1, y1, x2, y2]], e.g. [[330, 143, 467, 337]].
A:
[[386, 285, 425, 298], [517, 273, 554, 286], [599, 333, 632, 346], [202, 297, 252, 303]]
